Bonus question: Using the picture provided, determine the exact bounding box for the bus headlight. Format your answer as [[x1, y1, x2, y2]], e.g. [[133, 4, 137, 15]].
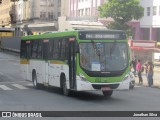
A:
[[79, 73, 87, 81]]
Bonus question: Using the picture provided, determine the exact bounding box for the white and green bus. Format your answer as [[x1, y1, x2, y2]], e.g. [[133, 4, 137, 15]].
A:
[[20, 29, 131, 97]]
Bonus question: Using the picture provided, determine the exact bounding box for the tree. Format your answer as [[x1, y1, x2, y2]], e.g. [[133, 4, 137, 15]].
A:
[[98, 0, 144, 35]]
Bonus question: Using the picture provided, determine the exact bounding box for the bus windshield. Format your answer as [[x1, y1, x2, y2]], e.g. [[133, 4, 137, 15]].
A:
[[79, 42, 128, 72]]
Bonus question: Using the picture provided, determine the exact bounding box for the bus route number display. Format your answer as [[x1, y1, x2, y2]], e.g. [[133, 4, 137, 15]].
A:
[[85, 34, 120, 39]]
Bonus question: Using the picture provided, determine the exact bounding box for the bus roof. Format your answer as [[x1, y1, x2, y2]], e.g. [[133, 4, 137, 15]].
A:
[[21, 29, 125, 40], [21, 30, 77, 40]]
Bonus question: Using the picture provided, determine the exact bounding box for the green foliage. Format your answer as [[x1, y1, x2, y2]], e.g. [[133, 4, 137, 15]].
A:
[[98, 0, 144, 35]]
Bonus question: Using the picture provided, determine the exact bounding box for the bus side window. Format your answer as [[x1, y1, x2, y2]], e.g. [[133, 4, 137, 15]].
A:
[[20, 41, 27, 58], [26, 42, 31, 59], [43, 41, 49, 60], [49, 40, 54, 59], [31, 40, 39, 59], [65, 39, 69, 60], [59, 39, 62, 59], [50, 38, 68, 60], [61, 38, 67, 60], [52, 39, 60, 59], [37, 40, 43, 59]]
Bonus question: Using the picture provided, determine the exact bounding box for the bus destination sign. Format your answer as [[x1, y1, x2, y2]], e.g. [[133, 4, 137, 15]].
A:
[[79, 30, 126, 40], [85, 34, 120, 39]]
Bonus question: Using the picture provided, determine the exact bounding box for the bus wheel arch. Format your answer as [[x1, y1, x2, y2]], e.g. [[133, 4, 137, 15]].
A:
[[60, 73, 70, 96]]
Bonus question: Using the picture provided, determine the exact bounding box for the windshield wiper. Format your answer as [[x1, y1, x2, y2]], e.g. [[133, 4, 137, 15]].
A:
[[91, 40, 101, 59]]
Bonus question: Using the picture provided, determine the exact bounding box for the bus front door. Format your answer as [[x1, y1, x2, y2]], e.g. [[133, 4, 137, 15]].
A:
[[68, 38, 76, 90]]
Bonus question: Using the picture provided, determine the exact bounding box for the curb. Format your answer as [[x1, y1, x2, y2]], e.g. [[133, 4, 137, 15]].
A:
[[135, 83, 160, 89]]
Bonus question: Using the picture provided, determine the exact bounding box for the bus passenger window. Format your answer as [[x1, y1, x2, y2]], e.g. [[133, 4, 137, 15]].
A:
[[61, 39, 67, 60], [20, 41, 27, 58], [37, 40, 43, 59], [49, 40, 54, 59], [52, 40, 60, 59], [31, 40, 38, 58]]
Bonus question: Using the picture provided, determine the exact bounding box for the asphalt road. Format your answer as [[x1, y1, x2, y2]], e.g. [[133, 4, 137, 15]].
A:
[[0, 51, 160, 120]]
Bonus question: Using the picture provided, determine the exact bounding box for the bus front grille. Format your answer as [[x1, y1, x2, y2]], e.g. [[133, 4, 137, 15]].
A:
[[92, 84, 119, 90]]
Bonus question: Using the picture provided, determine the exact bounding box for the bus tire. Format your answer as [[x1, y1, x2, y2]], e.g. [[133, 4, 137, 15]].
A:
[[129, 80, 135, 89], [32, 71, 39, 89], [102, 90, 113, 98], [61, 76, 70, 96]]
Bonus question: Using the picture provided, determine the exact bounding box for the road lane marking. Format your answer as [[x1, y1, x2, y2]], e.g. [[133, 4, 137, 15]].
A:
[[0, 85, 12, 90], [12, 84, 28, 89]]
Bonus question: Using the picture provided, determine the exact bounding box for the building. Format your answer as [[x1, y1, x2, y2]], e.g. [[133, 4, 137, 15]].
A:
[[0, 0, 62, 36], [130, 0, 160, 42], [69, 0, 105, 17], [0, 0, 13, 27], [61, 0, 69, 16], [58, 0, 107, 31], [1, 0, 106, 34], [15, 0, 62, 36], [0, 0, 16, 38], [128, 0, 160, 62]]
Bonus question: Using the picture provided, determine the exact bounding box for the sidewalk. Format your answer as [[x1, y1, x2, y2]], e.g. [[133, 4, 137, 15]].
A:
[[135, 66, 160, 88]]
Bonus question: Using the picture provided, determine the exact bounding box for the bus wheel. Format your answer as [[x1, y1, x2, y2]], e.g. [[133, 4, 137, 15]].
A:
[[129, 80, 135, 89], [62, 78, 70, 96], [32, 72, 39, 89], [102, 90, 113, 97]]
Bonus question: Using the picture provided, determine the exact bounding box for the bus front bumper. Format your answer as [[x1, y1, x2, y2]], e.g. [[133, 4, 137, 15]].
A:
[[76, 76, 130, 91]]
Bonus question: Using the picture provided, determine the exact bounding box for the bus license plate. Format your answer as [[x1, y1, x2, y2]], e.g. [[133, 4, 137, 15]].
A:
[[101, 87, 111, 91]]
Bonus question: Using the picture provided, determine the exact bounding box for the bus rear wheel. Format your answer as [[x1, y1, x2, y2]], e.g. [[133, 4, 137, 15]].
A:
[[102, 90, 113, 97]]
